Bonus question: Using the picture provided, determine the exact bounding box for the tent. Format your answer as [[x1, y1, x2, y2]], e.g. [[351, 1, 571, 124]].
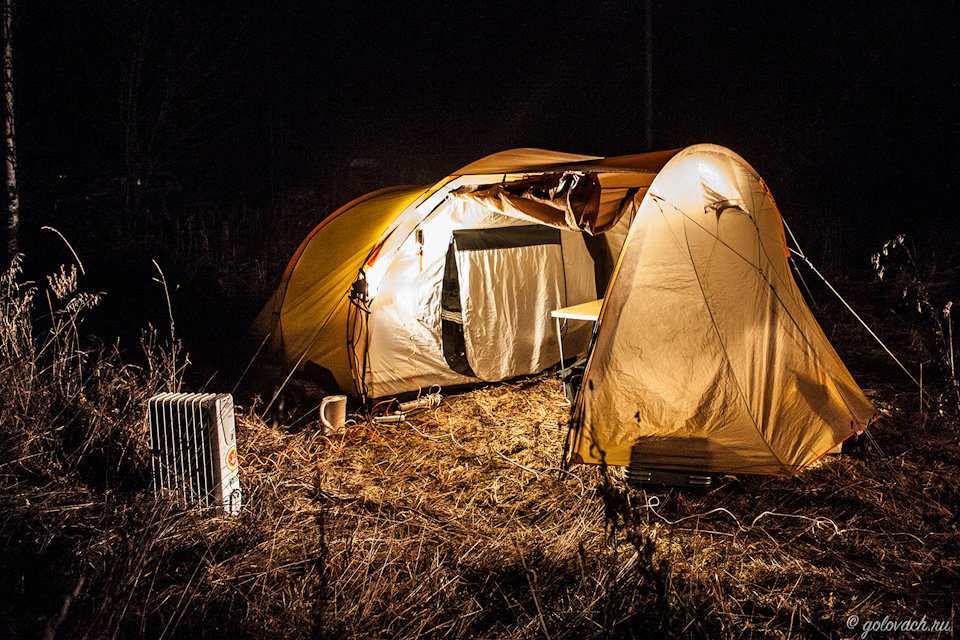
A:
[[252, 144, 874, 475]]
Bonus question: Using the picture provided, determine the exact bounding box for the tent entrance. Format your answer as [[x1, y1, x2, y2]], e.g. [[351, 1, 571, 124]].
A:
[[442, 224, 566, 381], [440, 238, 475, 377]]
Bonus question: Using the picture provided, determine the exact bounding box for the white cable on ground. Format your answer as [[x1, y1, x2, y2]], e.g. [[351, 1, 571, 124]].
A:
[[640, 496, 842, 540]]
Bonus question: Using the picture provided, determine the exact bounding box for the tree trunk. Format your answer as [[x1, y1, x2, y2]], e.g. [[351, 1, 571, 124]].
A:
[[2, 0, 17, 259], [643, 0, 653, 151]]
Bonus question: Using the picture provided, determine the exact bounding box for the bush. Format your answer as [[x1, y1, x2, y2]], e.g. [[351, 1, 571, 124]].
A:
[[872, 235, 960, 418]]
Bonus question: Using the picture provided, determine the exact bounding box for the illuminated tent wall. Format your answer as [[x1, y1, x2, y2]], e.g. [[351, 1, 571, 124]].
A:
[[252, 144, 873, 475], [251, 148, 671, 398]]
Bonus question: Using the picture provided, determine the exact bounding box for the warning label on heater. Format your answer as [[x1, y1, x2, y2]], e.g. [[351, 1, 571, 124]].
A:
[[226, 445, 238, 472]]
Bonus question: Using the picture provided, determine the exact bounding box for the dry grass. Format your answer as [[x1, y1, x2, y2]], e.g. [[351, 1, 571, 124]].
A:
[[232, 377, 671, 638], [1, 254, 958, 639]]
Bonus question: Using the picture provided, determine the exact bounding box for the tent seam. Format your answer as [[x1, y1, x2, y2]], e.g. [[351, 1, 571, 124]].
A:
[[680, 209, 793, 473]]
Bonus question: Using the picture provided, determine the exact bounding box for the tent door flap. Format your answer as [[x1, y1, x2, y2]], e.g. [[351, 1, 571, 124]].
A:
[[448, 224, 566, 381]]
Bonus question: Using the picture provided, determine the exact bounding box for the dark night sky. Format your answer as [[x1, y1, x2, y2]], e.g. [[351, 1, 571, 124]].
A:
[[12, 1, 960, 255]]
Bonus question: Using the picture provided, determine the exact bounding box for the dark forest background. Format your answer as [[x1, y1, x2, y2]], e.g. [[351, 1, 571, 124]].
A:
[[9, 1, 960, 361]]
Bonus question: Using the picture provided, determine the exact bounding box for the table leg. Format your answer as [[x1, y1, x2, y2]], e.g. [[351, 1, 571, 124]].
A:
[[556, 317, 565, 366]]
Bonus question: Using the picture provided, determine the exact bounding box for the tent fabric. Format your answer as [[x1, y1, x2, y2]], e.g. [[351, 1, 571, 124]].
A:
[[456, 233, 565, 381], [364, 197, 595, 397], [566, 145, 874, 475], [253, 143, 872, 476], [453, 147, 681, 177], [453, 148, 602, 175], [456, 172, 635, 235], [253, 149, 632, 399], [250, 186, 429, 392], [454, 162, 668, 236]]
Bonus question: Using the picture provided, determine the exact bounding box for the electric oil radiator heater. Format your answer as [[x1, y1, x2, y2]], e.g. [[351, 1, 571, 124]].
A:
[[147, 393, 242, 515]]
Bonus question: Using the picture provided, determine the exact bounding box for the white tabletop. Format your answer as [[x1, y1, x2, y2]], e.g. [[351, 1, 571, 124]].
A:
[[551, 298, 603, 321]]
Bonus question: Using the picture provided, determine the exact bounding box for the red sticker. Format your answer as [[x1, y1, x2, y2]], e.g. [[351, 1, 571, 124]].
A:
[[226, 446, 238, 470]]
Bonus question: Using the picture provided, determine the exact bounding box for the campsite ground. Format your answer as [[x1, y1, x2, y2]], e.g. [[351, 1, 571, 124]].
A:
[[0, 169, 958, 639], [1, 224, 959, 639]]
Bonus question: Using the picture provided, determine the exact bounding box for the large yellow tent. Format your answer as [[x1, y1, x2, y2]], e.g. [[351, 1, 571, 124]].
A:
[[252, 144, 873, 475]]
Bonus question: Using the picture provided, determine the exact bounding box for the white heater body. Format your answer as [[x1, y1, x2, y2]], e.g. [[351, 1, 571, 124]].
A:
[[147, 392, 241, 515]]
